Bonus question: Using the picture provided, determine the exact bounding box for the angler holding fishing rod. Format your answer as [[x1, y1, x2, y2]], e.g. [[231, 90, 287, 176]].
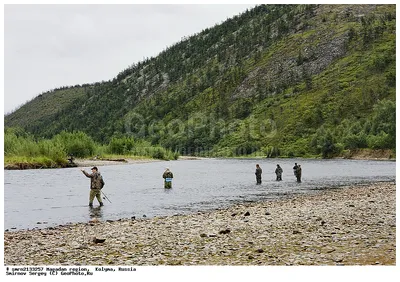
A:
[[81, 166, 110, 207]]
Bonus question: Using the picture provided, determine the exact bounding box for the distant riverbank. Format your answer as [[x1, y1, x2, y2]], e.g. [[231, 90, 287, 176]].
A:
[[4, 181, 395, 265], [4, 156, 163, 170], [74, 157, 161, 167], [339, 148, 395, 161], [4, 148, 395, 170], [3, 155, 210, 170]]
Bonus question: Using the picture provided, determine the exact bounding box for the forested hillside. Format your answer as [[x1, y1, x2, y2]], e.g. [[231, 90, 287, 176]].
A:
[[5, 4, 396, 158]]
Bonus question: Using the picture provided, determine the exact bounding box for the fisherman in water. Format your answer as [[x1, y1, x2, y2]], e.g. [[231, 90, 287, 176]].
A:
[[163, 168, 173, 188], [81, 166, 105, 207], [255, 164, 262, 185], [296, 164, 302, 183], [275, 164, 283, 181], [293, 163, 298, 180]]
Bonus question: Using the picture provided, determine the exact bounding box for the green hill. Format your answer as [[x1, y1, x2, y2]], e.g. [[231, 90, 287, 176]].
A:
[[5, 4, 396, 158]]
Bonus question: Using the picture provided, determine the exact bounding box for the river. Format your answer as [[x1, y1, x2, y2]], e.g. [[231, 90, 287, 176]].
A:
[[3, 158, 395, 231]]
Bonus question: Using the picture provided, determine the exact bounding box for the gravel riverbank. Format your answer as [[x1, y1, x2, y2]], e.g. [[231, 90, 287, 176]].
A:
[[4, 181, 395, 266], [74, 157, 161, 167]]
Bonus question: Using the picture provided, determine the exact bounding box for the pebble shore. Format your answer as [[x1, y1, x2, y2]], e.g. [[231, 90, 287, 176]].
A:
[[4, 181, 396, 266]]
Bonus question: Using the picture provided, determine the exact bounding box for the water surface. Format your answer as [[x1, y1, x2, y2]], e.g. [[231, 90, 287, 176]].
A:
[[4, 158, 395, 231]]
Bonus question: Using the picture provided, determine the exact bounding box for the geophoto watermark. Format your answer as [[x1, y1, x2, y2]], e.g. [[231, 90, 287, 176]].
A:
[[124, 111, 277, 142]]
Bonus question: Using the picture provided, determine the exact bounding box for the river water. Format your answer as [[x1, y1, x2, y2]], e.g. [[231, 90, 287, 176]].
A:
[[3, 158, 395, 231]]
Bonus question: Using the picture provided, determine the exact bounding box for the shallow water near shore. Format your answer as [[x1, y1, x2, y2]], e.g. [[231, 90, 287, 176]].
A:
[[4, 158, 395, 231]]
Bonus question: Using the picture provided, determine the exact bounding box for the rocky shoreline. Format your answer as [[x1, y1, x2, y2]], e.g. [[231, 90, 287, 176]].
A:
[[4, 181, 395, 266]]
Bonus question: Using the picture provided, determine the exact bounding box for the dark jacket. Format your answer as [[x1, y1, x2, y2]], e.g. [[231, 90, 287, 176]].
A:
[[293, 165, 298, 176], [83, 171, 104, 189], [296, 166, 302, 177], [163, 170, 173, 179]]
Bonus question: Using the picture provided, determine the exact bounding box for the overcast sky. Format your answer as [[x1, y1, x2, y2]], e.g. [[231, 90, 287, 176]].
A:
[[3, 4, 257, 114]]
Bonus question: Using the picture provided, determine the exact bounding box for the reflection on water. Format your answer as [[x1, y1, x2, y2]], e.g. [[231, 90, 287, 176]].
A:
[[4, 158, 395, 231], [89, 206, 103, 219]]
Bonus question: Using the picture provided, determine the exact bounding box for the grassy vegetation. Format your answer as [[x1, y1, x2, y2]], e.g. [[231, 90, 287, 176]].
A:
[[4, 129, 179, 169], [4, 156, 69, 169]]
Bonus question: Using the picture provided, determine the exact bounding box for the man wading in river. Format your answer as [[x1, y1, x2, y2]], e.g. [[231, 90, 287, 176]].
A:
[[163, 168, 173, 188], [275, 164, 283, 181], [293, 163, 298, 181], [81, 166, 105, 207], [255, 164, 262, 184], [296, 165, 302, 183]]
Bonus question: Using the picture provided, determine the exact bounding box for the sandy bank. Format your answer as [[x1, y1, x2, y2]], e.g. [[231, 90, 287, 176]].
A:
[[55, 155, 207, 167], [4, 181, 395, 266], [340, 148, 395, 161], [74, 155, 211, 167], [74, 157, 162, 167]]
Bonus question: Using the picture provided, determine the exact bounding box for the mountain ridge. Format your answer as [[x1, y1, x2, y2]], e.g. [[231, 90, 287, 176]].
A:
[[5, 4, 396, 158]]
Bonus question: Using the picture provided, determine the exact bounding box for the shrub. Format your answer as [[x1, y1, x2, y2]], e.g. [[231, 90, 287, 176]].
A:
[[53, 131, 96, 158], [264, 146, 281, 158], [150, 147, 167, 160], [108, 136, 136, 155], [367, 132, 392, 149], [342, 133, 368, 149]]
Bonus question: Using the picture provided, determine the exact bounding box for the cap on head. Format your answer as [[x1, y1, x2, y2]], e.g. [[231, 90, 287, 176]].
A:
[[91, 166, 98, 171]]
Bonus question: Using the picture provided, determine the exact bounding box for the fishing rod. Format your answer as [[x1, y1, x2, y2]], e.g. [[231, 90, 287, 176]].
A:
[[101, 191, 112, 203]]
